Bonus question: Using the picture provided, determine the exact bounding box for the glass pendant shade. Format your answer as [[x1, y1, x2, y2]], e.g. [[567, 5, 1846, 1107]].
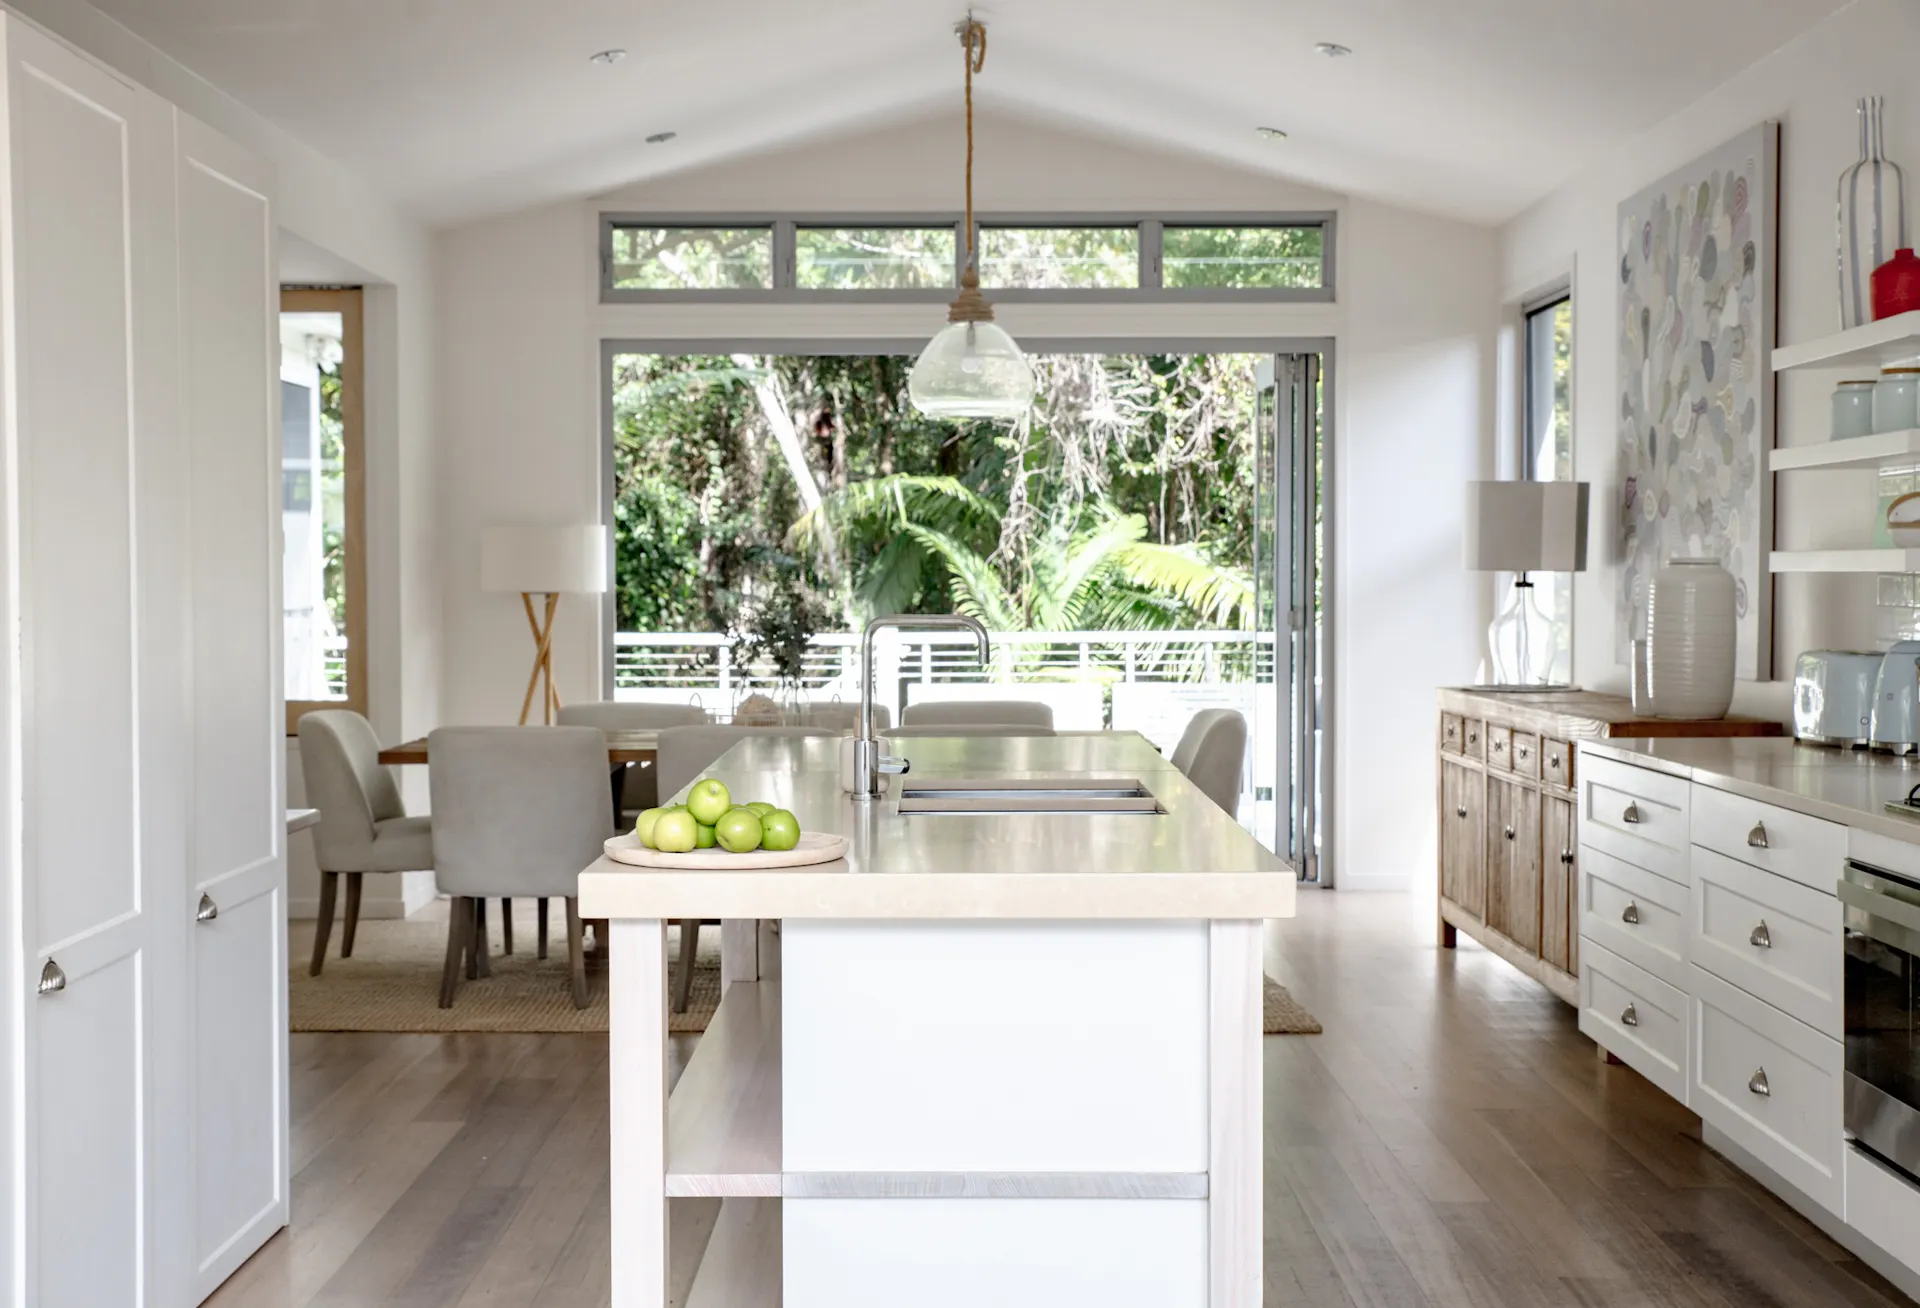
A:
[[908, 318, 1036, 420]]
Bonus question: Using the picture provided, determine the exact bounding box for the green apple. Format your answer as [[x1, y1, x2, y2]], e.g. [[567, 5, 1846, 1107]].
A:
[[633, 807, 667, 848], [759, 808, 801, 852], [715, 808, 763, 853], [652, 809, 698, 853], [686, 777, 732, 826], [695, 822, 717, 849], [745, 801, 776, 818]]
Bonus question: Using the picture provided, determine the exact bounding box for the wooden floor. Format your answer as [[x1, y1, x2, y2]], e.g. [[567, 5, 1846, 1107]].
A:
[[209, 891, 1914, 1308]]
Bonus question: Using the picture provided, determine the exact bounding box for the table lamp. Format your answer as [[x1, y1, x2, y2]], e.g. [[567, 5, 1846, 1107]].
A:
[[481, 524, 609, 724], [1463, 481, 1589, 688]]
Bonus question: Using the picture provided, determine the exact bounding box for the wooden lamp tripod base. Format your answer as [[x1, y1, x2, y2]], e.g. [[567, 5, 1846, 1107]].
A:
[[518, 591, 563, 725]]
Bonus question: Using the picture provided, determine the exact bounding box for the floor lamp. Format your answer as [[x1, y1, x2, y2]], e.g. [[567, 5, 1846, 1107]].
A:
[[480, 524, 609, 724]]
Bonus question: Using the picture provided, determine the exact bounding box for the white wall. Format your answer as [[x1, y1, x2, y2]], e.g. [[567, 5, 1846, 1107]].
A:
[[1498, 0, 1919, 720], [9, 0, 442, 915], [435, 109, 1496, 890]]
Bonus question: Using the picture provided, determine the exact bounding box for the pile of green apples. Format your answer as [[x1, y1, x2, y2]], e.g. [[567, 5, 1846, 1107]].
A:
[[633, 777, 802, 855]]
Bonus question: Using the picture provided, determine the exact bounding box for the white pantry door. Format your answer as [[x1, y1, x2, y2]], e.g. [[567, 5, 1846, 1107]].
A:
[[178, 112, 286, 1300], [8, 23, 158, 1308]]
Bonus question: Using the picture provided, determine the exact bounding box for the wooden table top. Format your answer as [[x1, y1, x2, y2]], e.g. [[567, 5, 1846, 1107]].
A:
[[378, 729, 662, 766]]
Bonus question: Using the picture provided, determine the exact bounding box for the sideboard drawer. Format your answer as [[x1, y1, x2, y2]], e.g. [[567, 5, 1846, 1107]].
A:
[[1441, 713, 1464, 754], [1690, 848, 1843, 1037], [1462, 718, 1485, 762], [1579, 754, 1692, 883], [1691, 966, 1843, 1216], [1510, 731, 1541, 780], [1580, 846, 1687, 987], [1579, 940, 1688, 1105], [1486, 724, 1512, 772], [1692, 785, 1847, 895], [1541, 738, 1573, 789]]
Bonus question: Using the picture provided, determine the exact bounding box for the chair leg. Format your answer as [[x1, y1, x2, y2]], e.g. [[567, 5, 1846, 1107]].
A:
[[537, 898, 549, 960], [309, 871, 338, 977], [565, 898, 589, 1010], [439, 895, 471, 1009], [341, 873, 363, 958], [501, 898, 515, 955], [672, 919, 701, 1014], [467, 898, 484, 980]]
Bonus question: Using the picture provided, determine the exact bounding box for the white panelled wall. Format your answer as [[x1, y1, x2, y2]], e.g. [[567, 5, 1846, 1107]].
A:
[[433, 110, 1497, 890], [0, 12, 287, 1307], [1498, 0, 1920, 717]]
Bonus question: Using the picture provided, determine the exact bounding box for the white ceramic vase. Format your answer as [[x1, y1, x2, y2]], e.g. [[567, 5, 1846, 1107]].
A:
[[1644, 558, 1736, 720]]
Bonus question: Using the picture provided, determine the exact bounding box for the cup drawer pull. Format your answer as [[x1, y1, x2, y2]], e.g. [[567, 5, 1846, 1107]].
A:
[[1749, 920, 1772, 949], [1748, 1068, 1771, 1098], [1621, 902, 1641, 925], [1620, 1003, 1639, 1027], [1747, 822, 1770, 849], [1621, 802, 1642, 825]]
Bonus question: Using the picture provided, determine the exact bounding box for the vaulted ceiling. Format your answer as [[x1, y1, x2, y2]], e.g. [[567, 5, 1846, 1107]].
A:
[[81, 0, 1846, 226]]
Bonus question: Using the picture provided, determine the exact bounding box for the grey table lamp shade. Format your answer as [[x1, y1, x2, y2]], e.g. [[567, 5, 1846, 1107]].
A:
[[1462, 481, 1590, 573]]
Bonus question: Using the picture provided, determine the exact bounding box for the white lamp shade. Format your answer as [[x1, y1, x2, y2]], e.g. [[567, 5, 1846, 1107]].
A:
[[1462, 481, 1589, 573], [909, 319, 1037, 420], [480, 524, 608, 594]]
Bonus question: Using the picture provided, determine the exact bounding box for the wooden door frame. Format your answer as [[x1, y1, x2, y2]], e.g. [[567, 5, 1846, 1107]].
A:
[[280, 286, 366, 732]]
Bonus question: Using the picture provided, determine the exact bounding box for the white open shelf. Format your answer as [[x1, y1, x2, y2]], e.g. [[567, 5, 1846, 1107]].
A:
[[665, 980, 781, 1197], [684, 1198, 780, 1308], [1769, 548, 1920, 574], [1770, 429, 1920, 471], [1774, 311, 1920, 372]]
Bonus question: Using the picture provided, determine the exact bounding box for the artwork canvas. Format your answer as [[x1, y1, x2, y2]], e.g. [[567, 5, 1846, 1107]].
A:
[[1617, 122, 1777, 680]]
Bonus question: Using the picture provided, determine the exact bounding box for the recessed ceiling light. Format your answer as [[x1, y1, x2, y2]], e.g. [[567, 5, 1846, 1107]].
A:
[[645, 130, 678, 145], [589, 48, 627, 65], [1255, 126, 1289, 141], [1315, 41, 1352, 57]]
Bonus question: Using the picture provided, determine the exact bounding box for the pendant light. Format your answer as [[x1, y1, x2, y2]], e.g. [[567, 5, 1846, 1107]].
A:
[[908, 17, 1036, 421]]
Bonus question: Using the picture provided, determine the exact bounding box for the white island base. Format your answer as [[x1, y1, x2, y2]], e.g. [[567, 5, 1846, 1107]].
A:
[[609, 916, 1263, 1308]]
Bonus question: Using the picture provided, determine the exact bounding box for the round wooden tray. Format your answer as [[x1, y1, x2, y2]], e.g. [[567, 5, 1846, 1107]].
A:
[[601, 829, 848, 870]]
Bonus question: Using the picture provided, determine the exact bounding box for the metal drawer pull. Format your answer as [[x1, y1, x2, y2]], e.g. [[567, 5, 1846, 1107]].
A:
[[1456, 805, 1467, 819], [1560, 849, 1575, 865], [196, 893, 219, 923], [1621, 902, 1641, 925], [1504, 825, 1516, 841], [1622, 802, 1642, 825], [37, 959, 65, 995], [1620, 1003, 1639, 1027], [1749, 920, 1771, 949], [1748, 1068, 1771, 1098], [1747, 822, 1769, 850]]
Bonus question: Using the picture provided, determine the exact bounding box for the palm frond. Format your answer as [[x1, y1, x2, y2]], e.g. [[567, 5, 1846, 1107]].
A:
[[788, 474, 1000, 555], [852, 535, 927, 620], [1110, 542, 1253, 629], [901, 523, 1022, 630]]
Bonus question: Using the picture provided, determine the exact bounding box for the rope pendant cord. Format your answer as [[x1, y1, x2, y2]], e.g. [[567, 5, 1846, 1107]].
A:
[[948, 17, 994, 325]]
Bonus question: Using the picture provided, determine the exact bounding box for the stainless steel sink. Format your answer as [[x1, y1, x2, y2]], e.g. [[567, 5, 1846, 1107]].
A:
[[897, 777, 1164, 816]]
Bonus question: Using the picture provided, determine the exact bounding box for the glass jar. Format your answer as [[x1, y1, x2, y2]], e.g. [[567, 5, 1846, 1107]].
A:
[[1834, 379, 1878, 439], [1874, 367, 1920, 433]]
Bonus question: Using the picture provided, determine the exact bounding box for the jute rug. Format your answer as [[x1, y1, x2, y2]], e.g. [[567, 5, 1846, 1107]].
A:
[[290, 917, 1320, 1036]]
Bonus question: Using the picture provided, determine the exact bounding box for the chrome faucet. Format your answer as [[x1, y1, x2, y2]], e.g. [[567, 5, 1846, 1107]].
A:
[[850, 613, 991, 799]]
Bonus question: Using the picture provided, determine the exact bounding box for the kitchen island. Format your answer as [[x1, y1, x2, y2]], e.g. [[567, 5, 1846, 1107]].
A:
[[577, 731, 1295, 1308]]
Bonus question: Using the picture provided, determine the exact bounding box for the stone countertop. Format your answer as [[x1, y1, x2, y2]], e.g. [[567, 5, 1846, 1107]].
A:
[[577, 732, 1296, 921], [1581, 735, 1920, 844]]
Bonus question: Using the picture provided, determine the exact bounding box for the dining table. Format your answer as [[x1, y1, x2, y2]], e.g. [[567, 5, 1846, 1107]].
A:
[[377, 728, 662, 766]]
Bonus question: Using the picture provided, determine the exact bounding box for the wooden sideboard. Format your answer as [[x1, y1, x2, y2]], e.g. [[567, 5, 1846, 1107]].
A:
[[1435, 688, 1783, 1004]]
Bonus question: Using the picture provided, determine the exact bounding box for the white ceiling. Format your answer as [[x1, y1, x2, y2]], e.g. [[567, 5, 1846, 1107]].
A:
[[84, 0, 1846, 227]]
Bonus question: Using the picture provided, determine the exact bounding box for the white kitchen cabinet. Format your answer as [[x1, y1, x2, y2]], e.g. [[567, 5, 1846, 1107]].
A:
[[1690, 847, 1843, 1037], [0, 15, 283, 1307]]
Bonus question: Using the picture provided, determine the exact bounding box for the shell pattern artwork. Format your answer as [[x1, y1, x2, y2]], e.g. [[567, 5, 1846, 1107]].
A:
[[1616, 123, 1776, 681]]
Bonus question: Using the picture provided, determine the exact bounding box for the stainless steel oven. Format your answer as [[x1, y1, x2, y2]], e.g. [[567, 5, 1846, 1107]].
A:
[[1841, 860, 1920, 1181]]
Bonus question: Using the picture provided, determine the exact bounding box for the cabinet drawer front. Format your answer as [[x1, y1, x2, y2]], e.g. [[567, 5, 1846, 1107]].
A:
[[1690, 966, 1842, 1216], [1690, 848, 1843, 1037], [1579, 941, 1687, 1104], [1486, 724, 1513, 772], [1509, 731, 1541, 780], [1579, 754, 1691, 883], [1541, 738, 1573, 789], [1580, 847, 1687, 987], [1462, 718, 1485, 761], [1440, 713, 1464, 753], [1691, 785, 1846, 894]]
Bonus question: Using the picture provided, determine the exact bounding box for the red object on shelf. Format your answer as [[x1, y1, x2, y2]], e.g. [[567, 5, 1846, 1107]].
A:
[[1872, 248, 1920, 320]]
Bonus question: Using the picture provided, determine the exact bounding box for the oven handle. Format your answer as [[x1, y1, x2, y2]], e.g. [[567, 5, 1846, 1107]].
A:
[[1838, 876, 1920, 941]]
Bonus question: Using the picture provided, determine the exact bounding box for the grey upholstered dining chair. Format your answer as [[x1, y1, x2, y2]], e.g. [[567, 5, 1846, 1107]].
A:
[[881, 724, 1055, 738], [1170, 709, 1248, 817], [297, 710, 435, 976], [557, 700, 709, 815], [651, 724, 838, 1012], [787, 702, 889, 731], [427, 726, 614, 1009], [899, 699, 1054, 729]]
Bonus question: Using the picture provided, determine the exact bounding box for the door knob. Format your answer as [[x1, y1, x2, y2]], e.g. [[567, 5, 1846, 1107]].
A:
[[36, 959, 65, 995], [1620, 1003, 1639, 1027], [196, 893, 219, 923], [1747, 822, 1769, 849], [1621, 902, 1641, 925], [1748, 1068, 1771, 1098], [1621, 802, 1642, 825], [1749, 920, 1772, 949]]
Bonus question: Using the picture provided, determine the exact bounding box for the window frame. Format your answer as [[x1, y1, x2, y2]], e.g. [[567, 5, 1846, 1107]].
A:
[[281, 285, 368, 733], [598, 212, 1337, 304], [1520, 288, 1572, 482]]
